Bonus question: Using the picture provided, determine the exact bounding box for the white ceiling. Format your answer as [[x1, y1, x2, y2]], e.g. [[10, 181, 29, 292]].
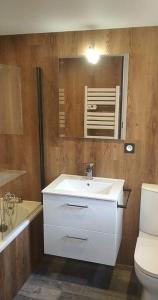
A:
[[0, 0, 158, 35]]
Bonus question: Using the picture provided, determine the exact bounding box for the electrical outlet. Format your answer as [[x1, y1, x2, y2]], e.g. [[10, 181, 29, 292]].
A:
[[124, 143, 135, 153]]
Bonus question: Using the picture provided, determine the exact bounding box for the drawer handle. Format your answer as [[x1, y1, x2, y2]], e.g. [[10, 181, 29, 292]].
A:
[[66, 203, 88, 208], [65, 235, 88, 241]]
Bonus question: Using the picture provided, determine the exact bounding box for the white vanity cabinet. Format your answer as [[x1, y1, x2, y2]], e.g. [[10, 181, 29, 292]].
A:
[[43, 183, 124, 266]]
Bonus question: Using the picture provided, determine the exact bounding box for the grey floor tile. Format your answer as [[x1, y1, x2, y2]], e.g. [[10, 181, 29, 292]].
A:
[[13, 295, 36, 300], [19, 281, 61, 300], [59, 292, 94, 300], [59, 292, 128, 300], [109, 268, 131, 293], [14, 256, 141, 300]]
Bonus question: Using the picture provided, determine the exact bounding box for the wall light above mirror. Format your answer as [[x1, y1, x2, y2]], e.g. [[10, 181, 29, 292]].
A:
[[86, 46, 100, 64], [58, 54, 129, 140]]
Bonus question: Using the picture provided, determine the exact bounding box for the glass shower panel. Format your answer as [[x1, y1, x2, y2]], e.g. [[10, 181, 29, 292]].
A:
[[0, 64, 23, 134]]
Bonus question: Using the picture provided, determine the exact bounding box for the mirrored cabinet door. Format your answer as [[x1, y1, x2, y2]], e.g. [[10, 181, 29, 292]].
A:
[[58, 54, 128, 140]]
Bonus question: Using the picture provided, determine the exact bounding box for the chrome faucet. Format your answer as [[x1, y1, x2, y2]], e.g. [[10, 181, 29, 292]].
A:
[[15, 196, 23, 203], [3, 192, 23, 204], [85, 163, 94, 180]]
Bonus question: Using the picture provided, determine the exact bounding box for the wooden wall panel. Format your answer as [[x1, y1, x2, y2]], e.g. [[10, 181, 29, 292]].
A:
[[0, 174, 27, 199], [0, 64, 23, 134], [0, 212, 43, 300], [0, 27, 158, 265]]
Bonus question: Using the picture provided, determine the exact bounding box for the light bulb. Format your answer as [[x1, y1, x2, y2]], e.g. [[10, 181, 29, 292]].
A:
[[86, 47, 100, 64]]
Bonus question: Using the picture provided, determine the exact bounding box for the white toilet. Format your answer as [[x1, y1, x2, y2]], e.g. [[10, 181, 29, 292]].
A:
[[134, 183, 158, 300]]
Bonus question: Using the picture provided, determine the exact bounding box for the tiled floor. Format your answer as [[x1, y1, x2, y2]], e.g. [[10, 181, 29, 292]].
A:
[[14, 255, 142, 300]]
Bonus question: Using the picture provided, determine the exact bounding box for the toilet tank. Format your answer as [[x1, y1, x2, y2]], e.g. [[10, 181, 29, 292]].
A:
[[140, 183, 158, 236]]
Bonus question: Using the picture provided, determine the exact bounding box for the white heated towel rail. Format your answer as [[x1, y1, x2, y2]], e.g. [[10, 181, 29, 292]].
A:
[[59, 88, 65, 137], [84, 86, 120, 139]]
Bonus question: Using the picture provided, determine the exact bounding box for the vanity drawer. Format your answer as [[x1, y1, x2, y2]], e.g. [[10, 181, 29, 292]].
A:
[[43, 194, 117, 234], [44, 224, 117, 266]]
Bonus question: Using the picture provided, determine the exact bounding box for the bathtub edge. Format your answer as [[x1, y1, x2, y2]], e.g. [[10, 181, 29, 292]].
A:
[[0, 204, 43, 253]]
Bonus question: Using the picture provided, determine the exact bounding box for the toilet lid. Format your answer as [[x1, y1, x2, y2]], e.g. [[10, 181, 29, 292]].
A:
[[135, 236, 158, 278]]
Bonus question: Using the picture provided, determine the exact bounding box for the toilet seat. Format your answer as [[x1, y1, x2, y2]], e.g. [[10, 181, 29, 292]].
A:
[[134, 234, 158, 279]]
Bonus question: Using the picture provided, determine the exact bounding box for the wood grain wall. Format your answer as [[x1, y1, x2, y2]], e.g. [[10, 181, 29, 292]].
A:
[[0, 26, 158, 264], [0, 64, 23, 135]]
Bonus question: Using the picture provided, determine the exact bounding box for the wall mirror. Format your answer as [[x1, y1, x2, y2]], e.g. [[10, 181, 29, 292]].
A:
[[0, 64, 23, 135], [58, 54, 128, 140]]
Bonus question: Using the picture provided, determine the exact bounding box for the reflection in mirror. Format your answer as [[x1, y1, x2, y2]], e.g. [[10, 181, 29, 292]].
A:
[[58, 55, 128, 140], [0, 64, 23, 135]]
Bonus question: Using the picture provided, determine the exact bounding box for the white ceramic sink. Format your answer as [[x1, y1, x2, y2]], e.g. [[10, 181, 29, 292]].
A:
[[42, 174, 125, 201]]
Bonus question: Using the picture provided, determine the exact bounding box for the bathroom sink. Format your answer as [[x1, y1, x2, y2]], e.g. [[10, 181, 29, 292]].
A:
[[42, 174, 124, 201], [43, 174, 125, 265]]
